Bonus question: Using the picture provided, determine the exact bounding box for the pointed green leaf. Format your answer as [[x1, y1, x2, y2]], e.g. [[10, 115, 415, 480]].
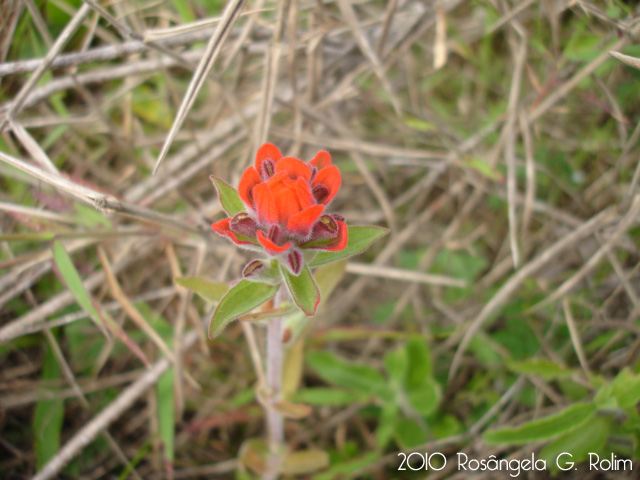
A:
[[506, 358, 575, 380], [314, 452, 378, 480], [376, 400, 399, 449], [52, 240, 106, 335], [541, 413, 610, 473], [307, 351, 389, 399], [405, 337, 432, 388], [174, 276, 228, 303], [209, 280, 278, 339], [280, 264, 320, 316], [611, 368, 640, 408], [210, 175, 245, 216], [282, 260, 347, 346], [310, 226, 389, 267], [484, 402, 596, 445], [157, 367, 174, 462], [292, 388, 370, 406], [383, 349, 407, 385], [34, 341, 64, 470]]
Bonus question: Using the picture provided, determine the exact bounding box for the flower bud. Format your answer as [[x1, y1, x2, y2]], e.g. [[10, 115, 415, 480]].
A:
[[242, 260, 280, 284], [285, 249, 303, 276], [230, 212, 258, 238]]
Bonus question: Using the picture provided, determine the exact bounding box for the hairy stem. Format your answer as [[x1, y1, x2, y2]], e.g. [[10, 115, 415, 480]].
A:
[[264, 287, 286, 480]]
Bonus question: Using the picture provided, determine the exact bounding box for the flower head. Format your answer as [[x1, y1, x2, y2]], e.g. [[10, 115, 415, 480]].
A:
[[212, 143, 347, 276]]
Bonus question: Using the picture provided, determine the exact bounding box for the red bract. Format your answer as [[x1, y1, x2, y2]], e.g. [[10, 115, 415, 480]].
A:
[[212, 143, 347, 275]]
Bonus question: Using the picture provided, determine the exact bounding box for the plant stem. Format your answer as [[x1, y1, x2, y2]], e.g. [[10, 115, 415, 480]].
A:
[[264, 287, 285, 480]]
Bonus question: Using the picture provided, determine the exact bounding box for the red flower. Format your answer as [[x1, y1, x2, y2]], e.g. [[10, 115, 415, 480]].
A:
[[212, 143, 347, 275]]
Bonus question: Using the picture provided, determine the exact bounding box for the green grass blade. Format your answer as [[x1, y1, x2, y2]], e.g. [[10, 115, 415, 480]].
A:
[[52, 240, 106, 335], [157, 367, 174, 463], [33, 340, 64, 470]]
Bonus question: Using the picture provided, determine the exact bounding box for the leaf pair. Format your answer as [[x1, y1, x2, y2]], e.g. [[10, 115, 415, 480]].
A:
[[204, 224, 387, 339]]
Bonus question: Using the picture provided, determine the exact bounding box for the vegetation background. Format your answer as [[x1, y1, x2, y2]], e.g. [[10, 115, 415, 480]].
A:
[[1, 0, 640, 478]]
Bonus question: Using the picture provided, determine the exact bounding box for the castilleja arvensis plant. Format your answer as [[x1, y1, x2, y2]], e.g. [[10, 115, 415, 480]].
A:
[[207, 143, 387, 338], [200, 143, 388, 477]]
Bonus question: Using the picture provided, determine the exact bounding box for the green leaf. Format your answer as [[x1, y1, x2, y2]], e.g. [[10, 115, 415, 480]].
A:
[[310, 226, 389, 267], [484, 402, 596, 445], [282, 260, 347, 345], [506, 358, 575, 381], [174, 276, 228, 303], [461, 157, 504, 181], [314, 452, 378, 480], [209, 280, 278, 338], [292, 388, 369, 406], [52, 240, 106, 335], [280, 264, 320, 316], [405, 337, 432, 389], [34, 341, 64, 470], [541, 414, 610, 473], [611, 368, 640, 408], [384, 349, 407, 385], [307, 351, 389, 399], [404, 115, 435, 132], [407, 379, 441, 416], [210, 175, 245, 216], [376, 400, 399, 449], [395, 417, 428, 449], [157, 367, 174, 462]]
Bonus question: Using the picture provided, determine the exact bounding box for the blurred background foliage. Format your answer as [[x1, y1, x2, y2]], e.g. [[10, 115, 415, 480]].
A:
[[1, 0, 640, 478]]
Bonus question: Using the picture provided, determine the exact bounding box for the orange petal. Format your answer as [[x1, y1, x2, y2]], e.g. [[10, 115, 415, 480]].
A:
[[253, 183, 279, 225], [309, 150, 331, 169], [257, 230, 292, 255], [312, 165, 341, 204], [238, 166, 261, 209], [212, 218, 255, 246], [275, 157, 312, 181], [321, 221, 348, 251], [265, 170, 288, 187], [287, 205, 325, 237], [255, 143, 283, 171], [295, 177, 314, 209], [272, 183, 302, 223]]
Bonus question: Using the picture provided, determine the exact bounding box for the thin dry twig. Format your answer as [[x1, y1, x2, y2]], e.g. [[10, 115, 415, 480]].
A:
[[152, 0, 248, 174], [346, 262, 466, 288], [0, 4, 91, 130]]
